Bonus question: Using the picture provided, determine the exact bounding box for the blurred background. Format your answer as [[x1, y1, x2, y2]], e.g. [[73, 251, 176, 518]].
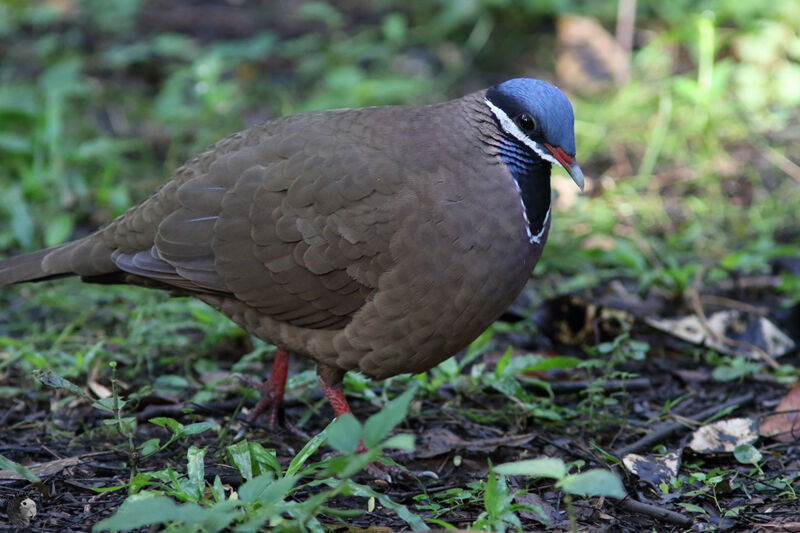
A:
[[0, 0, 798, 302], [1, 3, 800, 527], [0, 0, 798, 294]]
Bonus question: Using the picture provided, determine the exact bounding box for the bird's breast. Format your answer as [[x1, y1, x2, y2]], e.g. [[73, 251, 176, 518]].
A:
[[337, 156, 546, 379]]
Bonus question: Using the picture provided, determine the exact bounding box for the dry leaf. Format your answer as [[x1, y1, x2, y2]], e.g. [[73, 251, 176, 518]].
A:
[[622, 451, 681, 487], [413, 428, 535, 459], [759, 379, 800, 443], [0, 452, 106, 480], [556, 15, 629, 93], [646, 311, 795, 359], [689, 418, 758, 453]]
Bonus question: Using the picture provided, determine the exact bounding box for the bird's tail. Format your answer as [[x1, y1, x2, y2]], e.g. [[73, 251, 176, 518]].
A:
[[0, 236, 116, 285]]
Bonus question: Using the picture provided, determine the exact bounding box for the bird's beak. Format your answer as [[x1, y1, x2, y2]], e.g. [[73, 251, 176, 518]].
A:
[[544, 143, 584, 191]]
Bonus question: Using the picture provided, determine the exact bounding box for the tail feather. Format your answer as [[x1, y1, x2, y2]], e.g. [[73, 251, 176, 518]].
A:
[[0, 248, 65, 284], [0, 236, 117, 285]]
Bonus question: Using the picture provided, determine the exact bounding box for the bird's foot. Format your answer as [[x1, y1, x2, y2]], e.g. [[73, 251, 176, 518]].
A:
[[239, 375, 283, 429], [233, 377, 309, 438], [236, 376, 311, 440], [233, 347, 308, 438]]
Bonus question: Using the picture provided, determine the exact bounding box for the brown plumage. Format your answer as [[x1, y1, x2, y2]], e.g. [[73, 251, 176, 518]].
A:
[[0, 78, 582, 426]]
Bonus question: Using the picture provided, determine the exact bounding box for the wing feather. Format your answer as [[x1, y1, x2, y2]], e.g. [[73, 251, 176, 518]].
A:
[[102, 109, 405, 329]]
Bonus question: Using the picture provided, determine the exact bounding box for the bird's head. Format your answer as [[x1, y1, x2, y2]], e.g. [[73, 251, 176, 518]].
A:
[[485, 78, 584, 190]]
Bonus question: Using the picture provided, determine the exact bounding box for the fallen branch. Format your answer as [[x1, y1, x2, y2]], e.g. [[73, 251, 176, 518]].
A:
[[687, 267, 779, 370], [617, 496, 693, 527], [615, 393, 754, 457], [548, 378, 652, 394]]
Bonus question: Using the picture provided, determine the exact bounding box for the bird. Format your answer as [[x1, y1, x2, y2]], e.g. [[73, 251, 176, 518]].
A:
[[0, 78, 583, 432]]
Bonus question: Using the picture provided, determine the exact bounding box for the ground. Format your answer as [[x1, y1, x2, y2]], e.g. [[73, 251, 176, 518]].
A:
[[1, 274, 799, 531], [1, 0, 800, 532]]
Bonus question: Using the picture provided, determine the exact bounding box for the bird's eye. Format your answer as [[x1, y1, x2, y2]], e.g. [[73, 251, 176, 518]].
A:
[[516, 113, 536, 132]]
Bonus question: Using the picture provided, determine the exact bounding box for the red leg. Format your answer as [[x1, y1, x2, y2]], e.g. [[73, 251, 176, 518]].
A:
[[317, 375, 352, 417], [246, 347, 290, 429], [317, 375, 366, 453], [316, 367, 431, 481]]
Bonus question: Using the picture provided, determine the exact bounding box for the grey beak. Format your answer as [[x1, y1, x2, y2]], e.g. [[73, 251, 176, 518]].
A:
[[566, 161, 584, 191]]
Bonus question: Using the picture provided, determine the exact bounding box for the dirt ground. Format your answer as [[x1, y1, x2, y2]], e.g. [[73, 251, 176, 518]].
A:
[[2, 277, 799, 532]]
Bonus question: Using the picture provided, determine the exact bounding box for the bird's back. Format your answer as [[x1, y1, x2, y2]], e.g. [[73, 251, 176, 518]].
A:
[[0, 91, 545, 379]]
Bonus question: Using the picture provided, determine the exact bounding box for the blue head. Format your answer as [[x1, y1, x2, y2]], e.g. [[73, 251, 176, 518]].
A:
[[485, 78, 583, 189]]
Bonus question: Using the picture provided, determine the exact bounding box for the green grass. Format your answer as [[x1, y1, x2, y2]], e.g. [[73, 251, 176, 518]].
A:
[[1, 0, 800, 531]]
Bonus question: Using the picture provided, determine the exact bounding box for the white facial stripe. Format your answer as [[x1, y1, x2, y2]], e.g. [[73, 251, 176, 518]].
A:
[[485, 98, 553, 245], [484, 98, 562, 169]]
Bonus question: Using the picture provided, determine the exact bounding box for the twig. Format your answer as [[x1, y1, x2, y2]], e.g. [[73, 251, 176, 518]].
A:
[[712, 275, 782, 292], [615, 393, 754, 457], [699, 294, 768, 315], [763, 145, 800, 183], [687, 267, 779, 370], [617, 497, 693, 527], [547, 378, 652, 394], [615, 0, 636, 83]]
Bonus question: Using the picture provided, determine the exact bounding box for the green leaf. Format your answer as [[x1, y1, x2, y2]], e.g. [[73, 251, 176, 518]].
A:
[[149, 417, 182, 434], [522, 356, 583, 371], [733, 444, 762, 465], [139, 438, 160, 457], [495, 458, 567, 479], [330, 450, 375, 479], [212, 475, 226, 502], [286, 431, 327, 477], [0, 85, 38, 115], [326, 413, 362, 454], [0, 132, 32, 154], [297, 1, 343, 27], [249, 442, 281, 476], [185, 446, 206, 500], [490, 375, 529, 401], [382, 12, 407, 43], [43, 214, 74, 248], [236, 473, 272, 503], [381, 433, 415, 451], [101, 416, 136, 434], [4, 186, 33, 249], [91, 483, 130, 494], [227, 440, 253, 480], [334, 479, 427, 530], [239, 473, 297, 506], [712, 359, 761, 382], [494, 346, 513, 376], [91, 495, 202, 532], [258, 476, 299, 505], [0, 453, 41, 483], [94, 397, 128, 414], [181, 422, 216, 436], [676, 502, 708, 515], [484, 469, 513, 516], [129, 472, 154, 494], [557, 470, 626, 499], [362, 388, 415, 448], [32, 369, 92, 400]]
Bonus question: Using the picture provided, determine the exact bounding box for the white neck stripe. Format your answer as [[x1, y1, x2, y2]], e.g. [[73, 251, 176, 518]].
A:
[[532, 206, 550, 244], [485, 98, 553, 245], [484, 98, 562, 168], [510, 179, 534, 242]]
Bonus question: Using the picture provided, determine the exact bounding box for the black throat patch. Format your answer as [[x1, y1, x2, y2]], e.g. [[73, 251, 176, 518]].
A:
[[495, 137, 552, 242]]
